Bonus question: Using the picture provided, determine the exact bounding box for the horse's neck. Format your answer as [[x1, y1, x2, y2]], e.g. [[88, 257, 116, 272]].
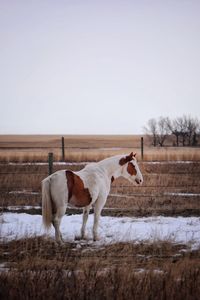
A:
[[99, 156, 123, 178]]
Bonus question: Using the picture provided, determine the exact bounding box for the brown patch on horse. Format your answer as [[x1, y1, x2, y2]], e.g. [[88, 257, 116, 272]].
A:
[[66, 170, 92, 207], [111, 176, 115, 183], [127, 162, 137, 176], [119, 152, 134, 166]]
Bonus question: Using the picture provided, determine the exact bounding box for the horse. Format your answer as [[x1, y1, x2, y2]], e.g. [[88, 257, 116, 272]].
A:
[[42, 152, 143, 243]]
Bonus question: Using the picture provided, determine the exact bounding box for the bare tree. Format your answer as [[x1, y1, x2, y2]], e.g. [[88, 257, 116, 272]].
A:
[[144, 117, 170, 147], [185, 116, 199, 146], [157, 117, 171, 146], [143, 118, 157, 146], [167, 117, 185, 146], [144, 115, 200, 147], [178, 116, 188, 146], [165, 115, 200, 146]]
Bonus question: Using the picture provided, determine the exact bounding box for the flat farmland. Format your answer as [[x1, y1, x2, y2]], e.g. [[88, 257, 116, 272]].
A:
[[0, 134, 140, 162], [0, 135, 200, 299], [0, 134, 200, 162]]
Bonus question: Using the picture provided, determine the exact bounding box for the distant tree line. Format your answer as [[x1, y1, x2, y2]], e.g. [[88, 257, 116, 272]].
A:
[[144, 115, 200, 147]]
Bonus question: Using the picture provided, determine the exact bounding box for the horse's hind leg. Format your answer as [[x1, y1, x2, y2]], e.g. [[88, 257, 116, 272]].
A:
[[81, 205, 91, 239], [93, 196, 106, 241], [52, 217, 62, 244], [52, 206, 66, 244]]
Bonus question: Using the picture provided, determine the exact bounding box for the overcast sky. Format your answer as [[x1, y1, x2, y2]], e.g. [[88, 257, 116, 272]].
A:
[[0, 0, 200, 135]]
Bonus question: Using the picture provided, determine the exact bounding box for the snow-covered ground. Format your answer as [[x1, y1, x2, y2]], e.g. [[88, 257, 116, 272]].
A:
[[1, 160, 199, 167], [1, 213, 200, 249]]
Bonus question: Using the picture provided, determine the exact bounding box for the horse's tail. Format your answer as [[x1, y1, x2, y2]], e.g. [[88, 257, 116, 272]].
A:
[[42, 177, 53, 230]]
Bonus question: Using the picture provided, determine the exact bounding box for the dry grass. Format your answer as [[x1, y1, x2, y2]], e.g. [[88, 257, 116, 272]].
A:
[[1, 147, 200, 163], [1, 161, 200, 215], [0, 134, 200, 162], [143, 147, 200, 161], [0, 148, 136, 163], [2, 266, 199, 300], [0, 238, 200, 299], [0, 134, 141, 147]]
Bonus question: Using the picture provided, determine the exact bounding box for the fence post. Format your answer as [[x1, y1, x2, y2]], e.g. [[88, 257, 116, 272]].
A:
[[141, 137, 144, 160], [48, 152, 53, 175], [61, 136, 65, 161]]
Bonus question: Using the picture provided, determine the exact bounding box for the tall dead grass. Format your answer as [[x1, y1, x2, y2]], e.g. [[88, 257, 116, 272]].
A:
[[0, 238, 200, 300], [143, 147, 200, 161], [1, 148, 200, 163], [2, 266, 200, 300]]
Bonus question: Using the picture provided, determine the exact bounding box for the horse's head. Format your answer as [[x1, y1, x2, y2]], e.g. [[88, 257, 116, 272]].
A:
[[119, 152, 143, 185]]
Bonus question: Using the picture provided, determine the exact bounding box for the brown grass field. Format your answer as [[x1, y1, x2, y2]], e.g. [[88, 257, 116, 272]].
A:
[[0, 134, 200, 162], [0, 135, 200, 299]]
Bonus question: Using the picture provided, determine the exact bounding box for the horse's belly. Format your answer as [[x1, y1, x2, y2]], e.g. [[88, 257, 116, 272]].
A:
[[69, 193, 91, 208]]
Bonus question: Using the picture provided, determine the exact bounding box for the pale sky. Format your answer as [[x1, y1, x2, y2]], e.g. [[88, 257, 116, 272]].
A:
[[0, 0, 200, 134]]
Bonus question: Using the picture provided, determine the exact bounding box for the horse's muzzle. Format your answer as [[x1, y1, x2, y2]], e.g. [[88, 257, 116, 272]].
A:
[[135, 178, 142, 185]]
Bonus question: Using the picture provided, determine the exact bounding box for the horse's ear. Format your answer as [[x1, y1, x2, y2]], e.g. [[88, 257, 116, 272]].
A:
[[119, 152, 134, 165], [133, 153, 136, 157]]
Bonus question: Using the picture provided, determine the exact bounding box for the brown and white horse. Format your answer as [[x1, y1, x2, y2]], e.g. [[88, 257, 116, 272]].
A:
[[42, 152, 143, 243]]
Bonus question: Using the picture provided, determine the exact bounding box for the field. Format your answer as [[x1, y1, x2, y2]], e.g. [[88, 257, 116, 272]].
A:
[[0, 135, 200, 299]]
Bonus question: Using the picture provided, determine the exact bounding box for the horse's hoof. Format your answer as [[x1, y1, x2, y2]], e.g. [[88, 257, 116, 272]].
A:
[[93, 236, 100, 242], [56, 239, 65, 246], [75, 234, 89, 241], [75, 235, 82, 241]]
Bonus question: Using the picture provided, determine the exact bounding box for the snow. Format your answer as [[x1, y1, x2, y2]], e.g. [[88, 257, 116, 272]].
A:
[[4, 206, 41, 211], [1, 213, 200, 249], [164, 192, 200, 197], [1, 160, 199, 167], [9, 190, 39, 195], [145, 161, 200, 164], [3, 162, 87, 166]]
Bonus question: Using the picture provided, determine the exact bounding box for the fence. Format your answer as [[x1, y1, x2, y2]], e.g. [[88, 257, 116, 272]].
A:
[[47, 136, 144, 175]]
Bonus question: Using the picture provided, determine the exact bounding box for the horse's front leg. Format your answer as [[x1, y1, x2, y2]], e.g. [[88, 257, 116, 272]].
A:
[[81, 205, 91, 239], [93, 196, 107, 241]]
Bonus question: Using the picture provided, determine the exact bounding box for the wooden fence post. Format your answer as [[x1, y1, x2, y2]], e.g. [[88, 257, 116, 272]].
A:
[[141, 137, 144, 160], [48, 152, 53, 175], [61, 136, 65, 161]]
